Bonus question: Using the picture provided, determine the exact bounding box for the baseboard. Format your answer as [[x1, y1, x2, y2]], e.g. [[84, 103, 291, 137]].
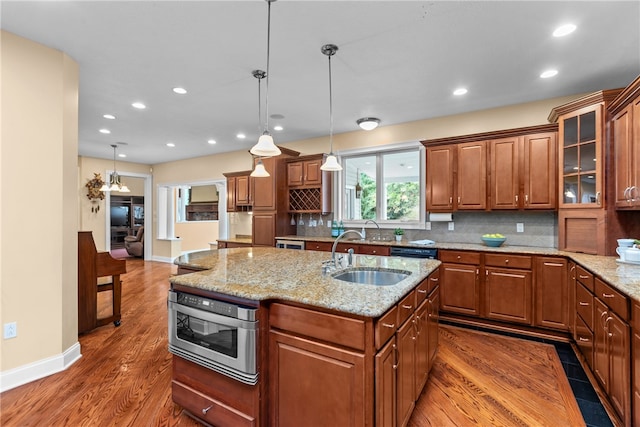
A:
[[0, 341, 82, 393], [151, 255, 175, 263]]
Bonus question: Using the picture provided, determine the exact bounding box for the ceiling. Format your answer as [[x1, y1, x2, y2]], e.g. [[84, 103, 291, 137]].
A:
[[2, 1, 639, 165]]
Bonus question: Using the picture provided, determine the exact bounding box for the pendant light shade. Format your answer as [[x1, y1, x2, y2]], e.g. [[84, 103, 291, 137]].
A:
[[320, 43, 342, 172], [250, 69, 271, 177], [250, 0, 281, 158], [101, 144, 130, 192], [251, 158, 270, 177]]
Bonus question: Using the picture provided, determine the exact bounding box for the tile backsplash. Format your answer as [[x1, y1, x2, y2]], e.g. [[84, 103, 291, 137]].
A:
[[296, 211, 557, 248]]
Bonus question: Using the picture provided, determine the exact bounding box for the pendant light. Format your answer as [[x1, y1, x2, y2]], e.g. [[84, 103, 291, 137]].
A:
[[100, 144, 130, 192], [250, 0, 281, 158], [320, 44, 342, 171], [250, 69, 270, 178]]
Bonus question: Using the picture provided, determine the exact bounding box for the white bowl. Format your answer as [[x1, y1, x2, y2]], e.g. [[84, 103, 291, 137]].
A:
[[626, 247, 640, 262], [617, 238, 635, 247]]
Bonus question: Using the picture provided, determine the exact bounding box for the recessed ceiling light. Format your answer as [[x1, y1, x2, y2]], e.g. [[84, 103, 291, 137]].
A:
[[237, 133, 246, 139], [173, 87, 187, 95], [103, 114, 116, 120], [118, 153, 126, 158], [553, 24, 576, 37], [540, 69, 558, 79], [166, 142, 175, 148], [453, 88, 468, 96], [273, 125, 283, 131], [132, 102, 146, 109], [208, 139, 217, 145], [99, 128, 111, 134]]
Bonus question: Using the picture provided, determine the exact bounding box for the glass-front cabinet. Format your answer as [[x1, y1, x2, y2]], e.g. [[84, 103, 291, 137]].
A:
[[559, 104, 603, 207]]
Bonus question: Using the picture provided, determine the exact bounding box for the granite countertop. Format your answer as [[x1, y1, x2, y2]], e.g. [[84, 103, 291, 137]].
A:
[[216, 236, 253, 245], [276, 235, 640, 304], [171, 247, 440, 318]]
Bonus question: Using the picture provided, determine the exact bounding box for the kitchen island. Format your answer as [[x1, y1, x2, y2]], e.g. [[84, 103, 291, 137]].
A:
[[170, 247, 441, 427]]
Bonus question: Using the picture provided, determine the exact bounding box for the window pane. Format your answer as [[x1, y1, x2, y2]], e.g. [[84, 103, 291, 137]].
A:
[[344, 155, 376, 220], [382, 151, 419, 220]]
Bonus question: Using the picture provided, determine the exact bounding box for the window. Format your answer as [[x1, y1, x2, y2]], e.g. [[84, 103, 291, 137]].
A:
[[341, 145, 424, 226]]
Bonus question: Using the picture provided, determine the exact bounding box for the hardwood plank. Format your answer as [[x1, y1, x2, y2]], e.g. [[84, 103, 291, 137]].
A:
[[1, 259, 590, 427]]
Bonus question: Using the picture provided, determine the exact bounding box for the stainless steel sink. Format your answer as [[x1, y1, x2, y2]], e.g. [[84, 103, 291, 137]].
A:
[[331, 268, 411, 286]]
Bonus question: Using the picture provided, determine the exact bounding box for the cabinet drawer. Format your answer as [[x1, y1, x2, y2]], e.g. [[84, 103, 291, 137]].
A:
[[305, 241, 332, 252], [358, 244, 390, 256], [375, 305, 398, 349], [594, 277, 630, 321], [575, 265, 594, 291], [172, 381, 255, 427], [576, 282, 594, 330], [439, 250, 481, 265], [574, 315, 594, 369], [415, 277, 430, 306], [269, 303, 366, 351], [397, 290, 416, 327], [484, 253, 532, 269]]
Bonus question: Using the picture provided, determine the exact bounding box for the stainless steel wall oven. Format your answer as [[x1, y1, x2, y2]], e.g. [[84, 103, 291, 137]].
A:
[[168, 290, 258, 385]]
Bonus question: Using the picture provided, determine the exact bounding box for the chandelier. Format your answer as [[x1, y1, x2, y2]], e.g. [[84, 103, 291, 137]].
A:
[[100, 144, 130, 192]]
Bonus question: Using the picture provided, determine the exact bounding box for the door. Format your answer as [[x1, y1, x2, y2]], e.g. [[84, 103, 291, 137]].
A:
[[523, 132, 557, 209], [535, 257, 568, 330], [414, 300, 429, 399], [485, 267, 533, 324], [490, 137, 519, 209], [426, 145, 455, 211], [613, 105, 633, 207], [252, 157, 275, 211], [593, 298, 609, 390], [457, 141, 487, 210], [440, 263, 480, 316], [608, 311, 630, 423], [252, 213, 275, 247], [427, 286, 439, 372], [396, 318, 415, 427], [375, 337, 397, 427]]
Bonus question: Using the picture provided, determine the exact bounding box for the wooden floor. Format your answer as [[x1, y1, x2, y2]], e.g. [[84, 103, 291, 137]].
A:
[[1, 259, 586, 426]]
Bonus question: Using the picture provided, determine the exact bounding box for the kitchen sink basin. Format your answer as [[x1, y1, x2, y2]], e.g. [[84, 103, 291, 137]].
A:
[[331, 268, 411, 286]]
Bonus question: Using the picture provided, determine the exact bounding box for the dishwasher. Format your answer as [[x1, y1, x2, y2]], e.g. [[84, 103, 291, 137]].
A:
[[390, 246, 438, 259]]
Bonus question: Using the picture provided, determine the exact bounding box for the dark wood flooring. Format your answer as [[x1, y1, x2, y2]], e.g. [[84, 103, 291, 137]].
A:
[[0, 258, 589, 426]]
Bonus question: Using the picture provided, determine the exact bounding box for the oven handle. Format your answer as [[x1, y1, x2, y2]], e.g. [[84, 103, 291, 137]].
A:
[[169, 300, 258, 330]]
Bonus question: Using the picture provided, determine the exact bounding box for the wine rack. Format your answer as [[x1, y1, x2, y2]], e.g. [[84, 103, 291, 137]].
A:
[[289, 188, 322, 212]]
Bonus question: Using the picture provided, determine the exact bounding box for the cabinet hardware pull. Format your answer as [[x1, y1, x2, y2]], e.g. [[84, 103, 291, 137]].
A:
[[202, 405, 213, 415], [515, 195, 518, 203], [417, 289, 427, 294], [578, 337, 590, 342], [579, 302, 589, 306], [402, 304, 413, 310], [393, 344, 399, 369], [457, 255, 461, 260], [604, 316, 613, 334], [631, 186, 638, 201], [578, 275, 589, 280], [382, 323, 395, 329], [624, 186, 631, 201], [449, 197, 453, 205], [457, 196, 461, 204], [525, 194, 528, 204], [602, 293, 614, 298], [505, 259, 509, 263], [596, 191, 601, 205], [430, 277, 439, 282], [600, 310, 609, 328]]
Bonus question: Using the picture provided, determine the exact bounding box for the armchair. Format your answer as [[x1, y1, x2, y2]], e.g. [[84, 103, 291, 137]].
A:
[[124, 226, 144, 257]]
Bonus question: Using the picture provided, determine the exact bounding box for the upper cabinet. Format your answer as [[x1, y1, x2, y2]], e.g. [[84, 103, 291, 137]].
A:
[[223, 171, 252, 212], [609, 75, 640, 209], [423, 125, 557, 212], [549, 89, 623, 209], [286, 154, 332, 214]]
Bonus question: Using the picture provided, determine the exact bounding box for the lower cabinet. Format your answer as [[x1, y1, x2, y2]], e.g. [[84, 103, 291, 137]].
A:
[[439, 250, 480, 316], [535, 257, 569, 330], [375, 337, 397, 427], [484, 254, 532, 325], [633, 302, 640, 427]]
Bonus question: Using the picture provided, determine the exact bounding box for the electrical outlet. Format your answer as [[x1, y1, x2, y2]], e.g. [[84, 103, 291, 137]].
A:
[[4, 322, 17, 339], [448, 222, 455, 231], [516, 223, 524, 233], [425, 221, 431, 231]]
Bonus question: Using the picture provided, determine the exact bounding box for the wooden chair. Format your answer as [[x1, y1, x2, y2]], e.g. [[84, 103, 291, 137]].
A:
[[78, 231, 127, 334]]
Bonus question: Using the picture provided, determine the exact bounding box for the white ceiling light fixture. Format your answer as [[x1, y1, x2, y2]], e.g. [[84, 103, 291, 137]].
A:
[[166, 142, 175, 147], [553, 23, 577, 37], [251, 69, 270, 178], [131, 102, 146, 109], [99, 128, 111, 134], [357, 117, 380, 131], [208, 139, 216, 145], [250, 0, 281, 158], [453, 88, 468, 96], [103, 114, 116, 120], [320, 43, 342, 172], [172, 87, 187, 94], [540, 69, 558, 79], [100, 144, 130, 193]]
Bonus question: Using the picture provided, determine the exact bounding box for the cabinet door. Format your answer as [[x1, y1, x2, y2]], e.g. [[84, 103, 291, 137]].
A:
[[252, 213, 275, 247], [457, 141, 487, 210], [440, 263, 480, 316], [287, 162, 304, 187], [613, 104, 633, 208], [427, 286, 440, 372], [633, 302, 640, 427], [414, 300, 429, 399], [568, 262, 577, 336], [226, 177, 236, 212], [426, 145, 455, 211], [304, 159, 322, 186], [485, 267, 532, 324], [524, 132, 557, 209], [558, 104, 604, 208], [633, 97, 640, 207], [535, 257, 568, 330], [269, 330, 366, 427], [594, 298, 610, 390], [396, 318, 416, 427], [375, 337, 397, 427], [608, 311, 631, 424], [252, 157, 275, 211], [490, 137, 519, 209], [236, 175, 251, 206]]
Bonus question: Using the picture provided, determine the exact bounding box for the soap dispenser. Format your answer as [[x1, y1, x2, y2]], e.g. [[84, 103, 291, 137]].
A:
[[361, 227, 366, 240]]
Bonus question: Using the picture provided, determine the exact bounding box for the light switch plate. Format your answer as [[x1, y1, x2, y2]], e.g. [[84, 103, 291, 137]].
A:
[[4, 322, 17, 339], [516, 223, 524, 233], [448, 222, 454, 231]]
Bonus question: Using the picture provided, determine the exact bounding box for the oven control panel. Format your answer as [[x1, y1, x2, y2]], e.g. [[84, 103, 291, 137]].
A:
[[171, 291, 257, 321]]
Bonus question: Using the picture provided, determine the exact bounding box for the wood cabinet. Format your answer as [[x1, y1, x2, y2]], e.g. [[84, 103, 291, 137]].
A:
[[236, 174, 252, 206], [558, 208, 607, 255], [534, 257, 569, 330], [286, 154, 332, 213], [252, 213, 276, 247], [224, 172, 252, 212], [304, 240, 391, 256], [424, 124, 557, 212], [484, 254, 533, 325], [396, 295, 416, 427], [305, 241, 333, 252], [490, 133, 557, 210], [439, 250, 481, 316], [611, 75, 640, 209], [375, 337, 397, 427], [633, 302, 640, 427], [186, 202, 218, 221]]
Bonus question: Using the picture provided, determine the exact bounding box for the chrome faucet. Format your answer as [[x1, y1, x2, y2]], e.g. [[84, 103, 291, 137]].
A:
[[329, 230, 364, 270], [364, 219, 381, 240]]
